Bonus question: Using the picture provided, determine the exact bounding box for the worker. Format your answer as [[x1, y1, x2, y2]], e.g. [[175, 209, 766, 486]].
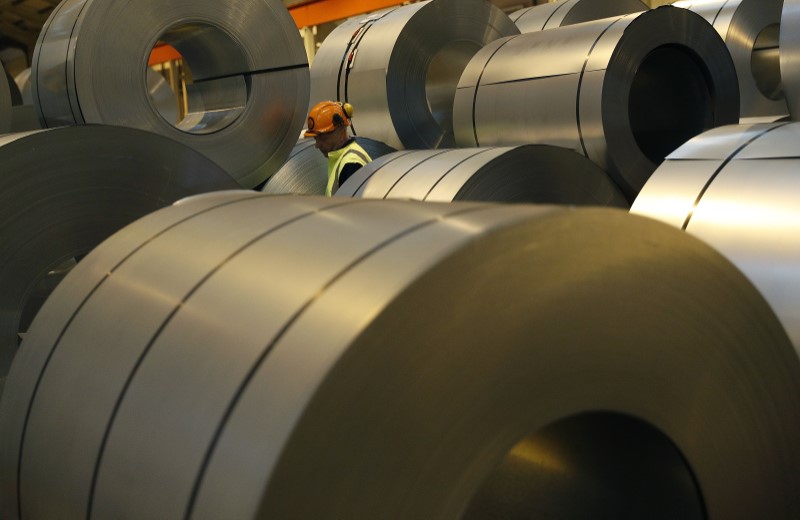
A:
[[304, 101, 372, 196]]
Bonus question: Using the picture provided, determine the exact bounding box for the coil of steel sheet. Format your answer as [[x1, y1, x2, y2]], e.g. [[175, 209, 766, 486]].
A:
[[0, 124, 238, 386], [4, 68, 22, 107], [509, 0, 647, 33], [32, 0, 309, 188], [632, 121, 800, 354], [309, 0, 519, 150], [262, 137, 396, 195], [674, 0, 787, 119], [13, 68, 31, 105], [0, 66, 10, 133], [9, 106, 40, 133], [2, 193, 800, 519], [336, 145, 627, 207], [453, 6, 740, 203], [782, 0, 800, 119]]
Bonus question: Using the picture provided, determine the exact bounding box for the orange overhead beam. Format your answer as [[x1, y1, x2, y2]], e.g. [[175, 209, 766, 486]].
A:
[[289, 0, 409, 28]]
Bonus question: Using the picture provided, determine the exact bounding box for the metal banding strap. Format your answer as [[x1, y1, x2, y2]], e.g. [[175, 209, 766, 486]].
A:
[[471, 37, 519, 147], [380, 150, 451, 199], [351, 150, 416, 195], [420, 149, 495, 201]]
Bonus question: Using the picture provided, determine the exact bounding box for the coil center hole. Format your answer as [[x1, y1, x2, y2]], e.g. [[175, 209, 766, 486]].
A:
[[751, 23, 783, 101], [462, 412, 706, 520], [628, 45, 714, 164], [148, 23, 248, 135]]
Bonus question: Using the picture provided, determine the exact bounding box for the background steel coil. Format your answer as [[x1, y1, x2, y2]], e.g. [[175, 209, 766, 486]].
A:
[[453, 6, 740, 202], [4, 68, 21, 107], [32, 0, 309, 188], [0, 67, 10, 133], [309, 0, 519, 150], [781, 0, 800, 119], [2, 193, 799, 519], [13, 68, 31, 105], [632, 121, 800, 354], [674, 0, 787, 119], [509, 0, 647, 33], [262, 137, 396, 195], [336, 145, 627, 206], [0, 125, 238, 384]]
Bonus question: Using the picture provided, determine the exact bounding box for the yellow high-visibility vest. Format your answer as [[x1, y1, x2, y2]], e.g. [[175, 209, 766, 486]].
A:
[[326, 140, 371, 196]]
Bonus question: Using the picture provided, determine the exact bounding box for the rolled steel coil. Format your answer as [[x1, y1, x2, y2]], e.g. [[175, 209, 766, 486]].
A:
[[453, 6, 740, 202], [13, 68, 31, 105], [0, 67, 10, 133], [336, 144, 627, 207], [262, 137, 396, 195], [674, 0, 787, 119], [632, 121, 800, 354], [32, 0, 309, 188], [2, 193, 800, 519], [4, 68, 22, 106], [0, 125, 238, 382], [781, 0, 800, 119], [309, 0, 519, 150], [9, 106, 40, 133], [509, 0, 647, 33]]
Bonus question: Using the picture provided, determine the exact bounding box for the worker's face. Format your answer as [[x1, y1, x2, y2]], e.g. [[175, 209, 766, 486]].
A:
[[314, 128, 346, 157]]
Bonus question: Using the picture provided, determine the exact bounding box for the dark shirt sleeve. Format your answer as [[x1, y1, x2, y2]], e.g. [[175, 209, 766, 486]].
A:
[[338, 162, 363, 189]]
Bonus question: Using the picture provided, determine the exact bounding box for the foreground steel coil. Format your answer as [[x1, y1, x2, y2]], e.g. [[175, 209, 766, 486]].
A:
[[509, 0, 647, 33], [336, 145, 627, 206], [262, 137, 396, 195], [0, 125, 238, 383], [632, 121, 800, 354], [674, 0, 787, 119], [454, 6, 740, 202], [782, 0, 800, 119], [33, 0, 309, 188], [2, 193, 800, 519], [309, 0, 518, 150]]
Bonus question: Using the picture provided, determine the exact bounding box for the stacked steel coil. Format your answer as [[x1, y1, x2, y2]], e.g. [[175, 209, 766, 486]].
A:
[[1, 193, 798, 518], [509, 0, 647, 33], [454, 6, 740, 202], [782, 0, 800, 119]]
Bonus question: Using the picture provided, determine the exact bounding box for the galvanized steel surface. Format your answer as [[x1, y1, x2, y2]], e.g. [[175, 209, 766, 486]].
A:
[[32, 0, 309, 188], [674, 0, 787, 119], [509, 0, 648, 33], [2, 194, 800, 518], [309, 0, 519, 150], [782, 0, 800, 119], [632, 121, 800, 354], [453, 6, 740, 202], [336, 144, 627, 206]]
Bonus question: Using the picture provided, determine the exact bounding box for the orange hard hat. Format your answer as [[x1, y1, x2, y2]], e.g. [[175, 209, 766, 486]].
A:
[[304, 101, 354, 137]]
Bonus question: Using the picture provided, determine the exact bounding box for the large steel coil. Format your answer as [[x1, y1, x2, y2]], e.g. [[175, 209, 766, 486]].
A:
[[32, 0, 309, 188], [336, 145, 627, 207], [0, 67, 10, 133], [13, 68, 31, 105], [453, 6, 740, 202], [4, 68, 22, 106], [674, 0, 787, 119], [309, 0, 519, 150], [632, 121, 800, 354], [509, 0, 647, 33], [781, 0, 800, 119], [2, 193, 799, 519], [0, 125, 238, 383], [262, 137, 396, 195]]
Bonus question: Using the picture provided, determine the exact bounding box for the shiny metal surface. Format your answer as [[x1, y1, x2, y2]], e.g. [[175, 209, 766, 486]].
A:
[[2, 193, 800, 519], [309, 0, 518, 150], [0, 125, 238, 384], [782, 0, 800, 119], [674, 0, 787, 118], [0, 67, 10, 133], [262, 137, 395, 195], [453, 6, 739, 202], [336, 144, 627, 207], [632, 121, 800, 353], [32, 0, 309, 188], [509, 0, 647, 33]]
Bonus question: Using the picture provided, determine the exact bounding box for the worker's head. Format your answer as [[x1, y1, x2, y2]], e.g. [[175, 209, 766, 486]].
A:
[[305, 101, 354, 156]]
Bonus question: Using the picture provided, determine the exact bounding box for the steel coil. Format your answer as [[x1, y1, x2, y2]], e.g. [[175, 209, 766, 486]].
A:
[[0, 67, 10, 133], [336, 145, 627, 206], [632, 121, 800, 354], [2, 193, 799, 519], [4, 68, 22, 106], [13, 68, 31, 105], [0, 125, 238, 382], [9, 106, 40, 133], [674, 0, 787, 119], [509, 0, 647, 33], [262, 137, 396, 195], [309, 0, 519, 150], [453, 6, 740, 202], [32, 0, 309, 188], [781, 0, 800, 119]]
